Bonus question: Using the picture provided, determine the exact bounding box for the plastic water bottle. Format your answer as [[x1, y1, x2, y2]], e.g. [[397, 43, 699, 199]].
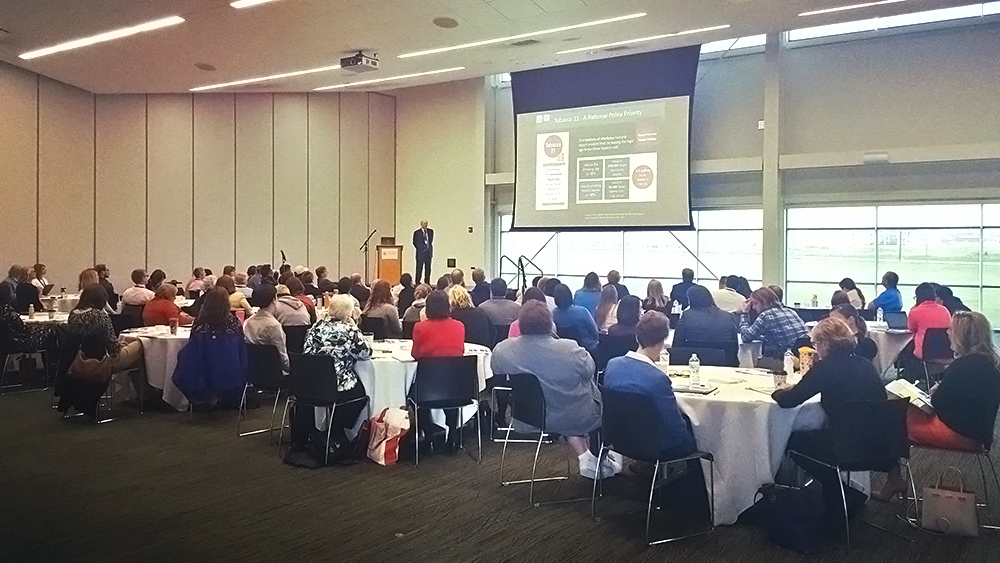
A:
[[689, 354, 701, 387], [27, 304, 35, 319], [60, 287, 66, 299], [811, 295, 819, 307], [876, 307, 884, 324], [783, 349, 795, 375]]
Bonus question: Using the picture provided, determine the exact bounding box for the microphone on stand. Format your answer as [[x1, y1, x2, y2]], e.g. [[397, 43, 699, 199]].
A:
[[280, 250, 287, 265]]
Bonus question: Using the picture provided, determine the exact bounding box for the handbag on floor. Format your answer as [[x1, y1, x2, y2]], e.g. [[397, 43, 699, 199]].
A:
[[921, 467, 979, 536], [754, 482, 824, 554], [367, 407, 410, 466]]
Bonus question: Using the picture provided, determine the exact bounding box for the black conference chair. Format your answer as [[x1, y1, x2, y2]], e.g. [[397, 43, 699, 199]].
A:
[[110, 313, 142, 336], [408, 355, 481, 466], [787, 399, 914, 547], [359, 315, 389, 340], [188, 290, 202, 301], [238, 344, 287, 441], [859, 308, 877, 322], [491, 324, 512, 350], [282, 325, 309, 355], [681, 340, 739, 368], [279, 353, 369, 465], [402, 321, 417, 340], [921, 328, 954, 387], [595, 333, 638, 372], [556, 326, 587, 350], [499, 372, 587, 508], [593, 386, 716, 545], [667, 347, 727, 368]]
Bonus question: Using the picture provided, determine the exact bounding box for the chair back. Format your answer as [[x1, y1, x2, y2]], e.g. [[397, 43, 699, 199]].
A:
[[110, 313, 141, 335], [506, 372, 547, 431], [922, 328, 953, 362], [188, 290, 202, 300], [792, 308, 829, 323], [599, 386, 668, 462], [53, 325, 84, 394], [359, 315, 388, 340], [246, 344, 285, 392], [492, 324, 511, 349], [287, 353, 338, 406], [411, 356, 479, 409], [668, 347, 727, 367], [120, 304, 144, 323], [595, 333, 638, 371], [556, 325, 584, 347], [402, 320, 417, 340], [858, 308, 876, 322], [827, 398, 910, 470], [683, 340, 739, 367], [283, 325, 309, 355]]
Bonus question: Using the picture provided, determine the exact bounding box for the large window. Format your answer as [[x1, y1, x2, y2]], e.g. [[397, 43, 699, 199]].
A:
[[787, 2, 1000, 42], [499, 209, 763, 295], [786, 203, 1000, 324]]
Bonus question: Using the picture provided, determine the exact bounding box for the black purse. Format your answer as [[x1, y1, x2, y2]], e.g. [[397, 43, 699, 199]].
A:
[[754, 482, 825, 554]]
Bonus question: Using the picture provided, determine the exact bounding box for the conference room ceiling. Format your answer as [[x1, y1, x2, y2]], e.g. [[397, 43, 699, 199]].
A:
[[0, 0, 974, 93]]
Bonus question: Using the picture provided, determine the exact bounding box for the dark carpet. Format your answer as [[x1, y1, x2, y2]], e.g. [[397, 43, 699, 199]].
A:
[[2, 390, 999, 563]]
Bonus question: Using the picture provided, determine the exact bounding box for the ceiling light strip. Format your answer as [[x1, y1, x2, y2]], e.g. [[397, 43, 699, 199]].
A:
[[231, 0, 277, 8], [556, 24, 731, 55], [398, 13, 647, 58], [798, 0, 907, 17], [190, 64, 342, 91], [314, 67, 466, 91], [19, 16, 185, 59]]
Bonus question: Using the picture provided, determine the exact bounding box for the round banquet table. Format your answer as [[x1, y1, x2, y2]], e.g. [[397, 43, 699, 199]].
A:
[[41, 294, 80, 313], [659, 365, 827, 525], [20, 312, 70, 324], [131, 326, 193, 410], [867, 324, 913, 375]]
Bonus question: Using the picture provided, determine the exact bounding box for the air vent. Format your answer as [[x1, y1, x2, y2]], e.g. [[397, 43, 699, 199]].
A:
[[510, 39, 541, 47]]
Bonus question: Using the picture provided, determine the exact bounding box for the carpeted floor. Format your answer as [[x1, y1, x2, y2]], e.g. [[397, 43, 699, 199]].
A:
[[2, 390, 999, 563]]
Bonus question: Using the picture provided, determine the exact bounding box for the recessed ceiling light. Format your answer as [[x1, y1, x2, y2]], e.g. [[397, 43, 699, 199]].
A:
[[19, 15, 184, 59], [190, 64, 341, 91], [194, 62, 217, 71], [231, 0, 277, 8], [556, 24, 731, 55], [433, 17, 460, 29], [798, 0, 907, 17], [314, 66, 466, 90], [398, 12, 647, 58]]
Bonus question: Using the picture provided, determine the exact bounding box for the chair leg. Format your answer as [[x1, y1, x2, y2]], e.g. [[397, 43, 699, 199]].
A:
[[985, 454, 1000, 530], [591, 443, 606, 518], [324, 404, 336, 466], [237, 384, 249, 436], [529, 431, 544, 508], [413, 403, 420, 467], [277, 397, 292, 454], [903, 459, 920, 525], [645, 461, 661, 545], [499, 422, 513, 484], [475, 405, 482, 463], [835, 467, 851, 547], [268, 390, 281, 445]]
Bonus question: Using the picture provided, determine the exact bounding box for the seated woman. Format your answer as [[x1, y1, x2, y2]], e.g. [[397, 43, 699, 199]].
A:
[[215, 275, 254, 319], [877, 311, 1000, 500], [411, 290, 466, 451], [296, 295, 372, 462], [146, 269, 167, 292], [336, 276, 362, 322], [396, 273, 416, 318], [829, 303, 876, 362], [772, 317, 886, 512], [672, 285, 738, 365], [642, 279, 672, 317], [0, 302, 50, 357], [363, 279, 402, 338], [175, 288, 245, 410], [573, 272, 604, 316], [77, 268, 116, 315], [184, 267, 207, 298], [935, 285, 970, 315], [552, 283, 600, 351], [593, 285, 619, 333], [285, 277, 317, 325], [300, 270, 324, 300], [142, 284, 194, 326], [507, 287, 555, 338], [402, 284, 432, 324], [182, 275, 216, 318], [839, 278, 866, 309], [14, 268, 43, 314], [908, 282, 952, 361], [740, 287, 810, 370], [492, 301, 610, 479], [449, 285, 492, 347], [607, 295, 642, 340], [191, 288, 242, 336], [30, 263, 49, 296]]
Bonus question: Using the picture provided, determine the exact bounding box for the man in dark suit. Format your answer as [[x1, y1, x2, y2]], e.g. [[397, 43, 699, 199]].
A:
[[412, 220, 434, 285], [670, 268, 696, 310]]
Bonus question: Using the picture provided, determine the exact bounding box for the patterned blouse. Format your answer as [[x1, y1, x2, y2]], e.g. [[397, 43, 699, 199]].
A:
[[68, 308, 121, 355], [0, 304, 48, 352], [192, 313, 244, 336], [303, 319, 372, 392]]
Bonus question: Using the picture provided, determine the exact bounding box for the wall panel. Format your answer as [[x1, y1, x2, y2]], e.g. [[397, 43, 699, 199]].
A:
[[368, 93, 396, 281], [193, 94, 236, 271], [38, 77, 94, 290], [307, 93, 340, 272], [338, 93, 370, 277], [0, 64, 38, 267], [95, 95, 146, 291], [273, 94, 309, 268], [147, 94, 193, 282], [235, 94, 274, 269]]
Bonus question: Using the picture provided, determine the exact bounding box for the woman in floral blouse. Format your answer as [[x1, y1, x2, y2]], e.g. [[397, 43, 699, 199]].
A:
[[192, 287, 243, 336], [296, 294, 372, 461]]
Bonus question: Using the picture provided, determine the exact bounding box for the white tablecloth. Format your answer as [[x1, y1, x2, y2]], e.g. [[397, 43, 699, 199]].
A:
[[41, 294, 80, 313], [665, 331, 761, 368], [665, 366, 827, 525], [133, 326, 192, 411], [20, 312, 70, 324], [868, 328, 913, 375]]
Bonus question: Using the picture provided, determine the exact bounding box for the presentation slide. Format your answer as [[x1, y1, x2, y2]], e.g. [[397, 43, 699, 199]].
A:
[[513, 96, 691, 230]]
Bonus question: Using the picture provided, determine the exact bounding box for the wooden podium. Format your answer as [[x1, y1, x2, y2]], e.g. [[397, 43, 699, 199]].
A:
[[376, 245, 403, 283]]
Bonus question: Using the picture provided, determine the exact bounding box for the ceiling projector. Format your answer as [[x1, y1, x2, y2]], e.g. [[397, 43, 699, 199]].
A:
[[340, 52, 379, 73]]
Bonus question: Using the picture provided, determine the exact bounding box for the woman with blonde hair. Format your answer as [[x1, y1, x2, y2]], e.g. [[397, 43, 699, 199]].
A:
[[77, 269, 115, 314], [593, 285, 619, 333], [448, 284, 492, 347], [642, 279, 670, 316], [215, 275, 254, 319], [877, 311, 1000, 500]]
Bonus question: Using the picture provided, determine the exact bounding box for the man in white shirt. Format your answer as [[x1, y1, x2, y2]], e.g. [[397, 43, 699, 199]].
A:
[[243, 284, 290, 373], [711, 277, 748, 314], [234, 272, 253, 299], [121, 269, 155, 306]]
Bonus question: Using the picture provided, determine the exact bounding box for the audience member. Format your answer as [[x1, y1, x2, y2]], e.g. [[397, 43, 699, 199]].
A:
[[450, 268, 465, 288], [573, 272, 603, 316], [142, 284, 194, 326], [146, 269, 166, 292], [470, 269, 490, 306], [95, 264, 117, 309], [78, 268, 100, 292], [604, 311, 696, 459], [711, 277, 747, 313], [273, 283, 311, 327], [829, 303, 877, 361], [642, 279, 671, 316], [121, 269, 155, 306], [279, 264, 292, 278], [192, 287, 242, 336], [593, 285, 620, 333], [877, 311, 1000, 500], [935, 285, 970, 315], [908, 282, 952, 360], [216, 275, 254, 319], [767, 285, 784, 304], [717, 276, 728, 290], [507, 287, 554, 338], [672, 286, 738, 363], [670, 269, 696, 309], [14, 268, 43, 314], [247, 265, 264, 290], [839, 278, 866, 308], [541, 277, 561, 309], [607, 295, 642, 340], [478, 278, 521, 327], [364, 279, 403, 338], [436, 275, 452, 291], [223, 265, 236, 277], [604, 270, 630, 299], [234, 273, 253, 298], [449, 285, 491, 347], [552, 284, 599, 351], [869, 271, 903, 312], [831, 290, 850, 307], [300, 271, 323, 300], [185, 267, 207, 297], [402, 284, 432, 324], [740, 287, 809, 369], [349, 274, 371, 304], [0, 265, 22, 308], [315, 266, 338, 294], [491, 301, 608, 479], [67, 284, 146, 386], [730, 276, 753, 299], [277, 271, 294, 286], [183, 275, 216, 318], [30, 263, 49, 296], [286, 277, 317, 324], [0, 300, 48, 356], [243, 284, 289, 373], [411, 290, 465, 358], [396, 273, 416, 318]]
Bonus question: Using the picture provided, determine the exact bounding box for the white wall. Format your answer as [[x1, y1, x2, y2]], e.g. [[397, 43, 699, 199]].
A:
[[394, 79, 487, 279], [0, 59, 396, 291]]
